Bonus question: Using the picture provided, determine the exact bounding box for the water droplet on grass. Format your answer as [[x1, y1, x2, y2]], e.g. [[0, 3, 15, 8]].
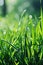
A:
[[3, 30, 6, 35], [29, 15, 32, 19]]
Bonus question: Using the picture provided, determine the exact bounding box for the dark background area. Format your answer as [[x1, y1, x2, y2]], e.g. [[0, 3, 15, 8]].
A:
[[0, 0, 43, 17]]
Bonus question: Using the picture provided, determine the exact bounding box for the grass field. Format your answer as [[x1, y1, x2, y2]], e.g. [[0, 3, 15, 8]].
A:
[[0, 8, 43, 65]]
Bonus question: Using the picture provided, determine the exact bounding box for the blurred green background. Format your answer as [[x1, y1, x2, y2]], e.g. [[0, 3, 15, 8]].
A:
[[0, 0, 43, 17]]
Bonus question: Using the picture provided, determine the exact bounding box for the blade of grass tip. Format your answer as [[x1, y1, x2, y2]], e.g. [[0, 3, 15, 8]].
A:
[[24, 32, 27, 57], [24, 30, 28, 57], [36, 21, 42, 38], [40, 0, 43, 35], [30, 18, 35, 44], [32, 25, 35, 44]]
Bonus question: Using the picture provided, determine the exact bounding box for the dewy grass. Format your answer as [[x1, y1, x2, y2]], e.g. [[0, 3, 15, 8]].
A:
[[0, 16, 43, 65], [0, 5, 43, 65]]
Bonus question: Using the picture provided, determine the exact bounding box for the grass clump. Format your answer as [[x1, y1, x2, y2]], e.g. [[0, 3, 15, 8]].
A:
[[0, 8, 43, 65]]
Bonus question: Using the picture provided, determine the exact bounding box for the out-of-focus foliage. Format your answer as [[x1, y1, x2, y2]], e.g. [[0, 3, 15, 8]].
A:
[[0, 0, 43, 17]]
